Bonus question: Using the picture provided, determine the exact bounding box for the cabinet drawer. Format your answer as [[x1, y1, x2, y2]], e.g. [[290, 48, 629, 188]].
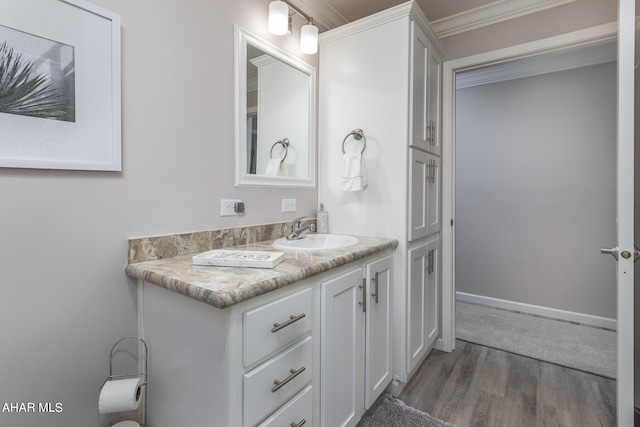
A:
[[244, 288, 312, 367], [244, 336, 312, 427], [258, 385, 312, 427]]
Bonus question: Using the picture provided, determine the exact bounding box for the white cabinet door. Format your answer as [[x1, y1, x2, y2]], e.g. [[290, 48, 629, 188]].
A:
[[425, 238, 439, 348], [409, 148, 428, 241], [426, 154, 441, 235], [426, 42, 441, 156], [407, 243, 428, 373], [321, 268, 364, 427], [410, 23, 441, 157], [364, 255, 393, 409], [410, 20, 429, 152], [409, 149, 441, 240], [407, 238, 439, 375]]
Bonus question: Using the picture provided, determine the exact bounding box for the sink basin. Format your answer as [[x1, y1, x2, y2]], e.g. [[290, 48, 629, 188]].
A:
[[273, 234, 359, 251]]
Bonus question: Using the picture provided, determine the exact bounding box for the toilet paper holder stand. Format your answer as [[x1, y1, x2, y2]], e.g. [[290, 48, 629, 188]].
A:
[[101, 335, 148, 427]]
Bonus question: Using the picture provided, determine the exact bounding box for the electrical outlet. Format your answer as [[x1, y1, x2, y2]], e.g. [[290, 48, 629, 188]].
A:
[[221, 199, 244, 216], [281, 198, 297, 213]]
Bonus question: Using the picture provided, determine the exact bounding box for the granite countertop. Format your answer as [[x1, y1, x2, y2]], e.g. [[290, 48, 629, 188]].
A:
[[125, 235, 398, 309]]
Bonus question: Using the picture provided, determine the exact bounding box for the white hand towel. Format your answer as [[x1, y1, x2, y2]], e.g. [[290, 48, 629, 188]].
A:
[[265, 158, 289, 177], [342, 152, 367, 191]]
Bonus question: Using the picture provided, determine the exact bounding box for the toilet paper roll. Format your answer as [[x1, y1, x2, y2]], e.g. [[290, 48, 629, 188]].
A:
[[112, 421, 140, 427], [99, 378, 142, 414]]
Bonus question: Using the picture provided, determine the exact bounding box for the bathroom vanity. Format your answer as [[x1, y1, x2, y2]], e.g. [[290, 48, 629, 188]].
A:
[[126, 233, 396, 427]]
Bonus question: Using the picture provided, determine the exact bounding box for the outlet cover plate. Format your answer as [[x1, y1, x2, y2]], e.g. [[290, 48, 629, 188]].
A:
[[281, 199, 296, 212], [221, 199, 243, 216]]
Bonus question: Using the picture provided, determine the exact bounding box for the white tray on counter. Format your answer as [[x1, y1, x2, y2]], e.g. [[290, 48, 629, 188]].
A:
[[192, 250, 284, 268]]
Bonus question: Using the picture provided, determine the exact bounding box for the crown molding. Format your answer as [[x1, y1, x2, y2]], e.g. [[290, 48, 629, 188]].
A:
[[430, 0, 577, 38], [318, 1, 445, 55], [306, 0, 580, 41], [319, 2, 414, 45], [287, 0, 348, 30], [456, 38, 616, 89]]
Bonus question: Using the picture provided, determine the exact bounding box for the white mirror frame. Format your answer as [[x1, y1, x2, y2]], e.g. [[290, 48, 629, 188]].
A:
[[234, 25, 317, 188]]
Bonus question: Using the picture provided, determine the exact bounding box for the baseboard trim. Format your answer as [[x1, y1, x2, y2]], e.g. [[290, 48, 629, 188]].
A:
[[433, 337, 446, 352], [456, 292, 617, 330]]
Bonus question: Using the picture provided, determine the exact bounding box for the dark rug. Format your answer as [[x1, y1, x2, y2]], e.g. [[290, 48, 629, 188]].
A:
[[357, 393, 456, 427]]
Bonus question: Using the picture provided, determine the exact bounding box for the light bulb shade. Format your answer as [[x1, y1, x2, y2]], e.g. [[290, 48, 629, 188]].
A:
[[300, 23, 318, 54], [268, 1, 289, 35]]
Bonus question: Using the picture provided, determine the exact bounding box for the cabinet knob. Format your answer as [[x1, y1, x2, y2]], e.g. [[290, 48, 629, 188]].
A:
[[291, 419, 307, 427]]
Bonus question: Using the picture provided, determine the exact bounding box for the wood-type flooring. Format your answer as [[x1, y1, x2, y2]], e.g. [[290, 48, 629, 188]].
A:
[[398, 340, 616, 427]]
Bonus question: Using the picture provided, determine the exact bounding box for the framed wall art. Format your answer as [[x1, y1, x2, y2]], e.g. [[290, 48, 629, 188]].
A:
[[0, 0, 121, 171]]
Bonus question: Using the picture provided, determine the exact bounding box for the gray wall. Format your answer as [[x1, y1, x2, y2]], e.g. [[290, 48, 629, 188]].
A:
[[455, 62, 617, 319], [0, 1, 317, 426]]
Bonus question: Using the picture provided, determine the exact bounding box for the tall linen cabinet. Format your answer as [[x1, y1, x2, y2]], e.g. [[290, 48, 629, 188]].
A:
[[318, 1, 445, 393]]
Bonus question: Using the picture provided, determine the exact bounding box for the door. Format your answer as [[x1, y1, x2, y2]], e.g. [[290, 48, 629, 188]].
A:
[[611, 0, 635, 424], [426, 154, 441, 235], [407, 242, 428, 373], [440, 1, 634, 422], [409, 149, 441, 241], [411, 21, 429, 152], [320, 268, 364, 427], [427, 41, 442, 156], [409, 148, 428, 241], [425, 238, 440, 348], [364, 255, 393, 409]]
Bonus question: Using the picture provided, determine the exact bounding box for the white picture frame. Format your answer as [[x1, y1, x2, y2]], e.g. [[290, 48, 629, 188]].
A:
[[0, 0, 121, 171]]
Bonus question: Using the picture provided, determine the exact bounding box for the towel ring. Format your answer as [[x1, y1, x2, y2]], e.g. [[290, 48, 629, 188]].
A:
[[270, 138, 289, 160], [342, 129, 366, 154]]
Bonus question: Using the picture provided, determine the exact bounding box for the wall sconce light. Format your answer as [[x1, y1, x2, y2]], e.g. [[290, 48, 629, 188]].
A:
[[268, 0, 289, 35], [268, 0, 318, 54]]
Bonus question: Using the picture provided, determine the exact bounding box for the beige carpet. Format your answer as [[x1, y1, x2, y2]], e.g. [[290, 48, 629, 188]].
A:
[[456, 301, 616, 379]]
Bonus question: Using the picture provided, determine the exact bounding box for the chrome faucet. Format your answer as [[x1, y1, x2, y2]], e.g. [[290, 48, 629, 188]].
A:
[[287, 217, 316, 240]]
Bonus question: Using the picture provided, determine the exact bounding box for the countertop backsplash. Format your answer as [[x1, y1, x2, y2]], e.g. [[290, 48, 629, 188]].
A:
[[128, 219, 316, 264]]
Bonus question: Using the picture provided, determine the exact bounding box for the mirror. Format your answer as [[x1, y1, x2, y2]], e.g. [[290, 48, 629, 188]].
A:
[[234, 26, 316, 188]]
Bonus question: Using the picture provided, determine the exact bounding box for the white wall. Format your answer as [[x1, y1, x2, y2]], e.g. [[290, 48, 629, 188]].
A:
[[455, 62, 617, 319], [0, 1, 317, 426]]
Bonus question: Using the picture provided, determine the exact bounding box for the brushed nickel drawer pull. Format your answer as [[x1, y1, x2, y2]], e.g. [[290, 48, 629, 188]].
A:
[[271, 366, 306, 393], [290, 419, 306, 427], [271, 313, 306, 333]]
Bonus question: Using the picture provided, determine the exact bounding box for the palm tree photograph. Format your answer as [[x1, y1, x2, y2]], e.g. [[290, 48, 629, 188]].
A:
[[0, 24, 75, 122]]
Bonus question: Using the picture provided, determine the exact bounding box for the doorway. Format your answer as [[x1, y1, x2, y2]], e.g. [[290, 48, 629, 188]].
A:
[[440, 21, 618, 350], [441, 11, 637, 425], [454, 42, 617, 326]]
